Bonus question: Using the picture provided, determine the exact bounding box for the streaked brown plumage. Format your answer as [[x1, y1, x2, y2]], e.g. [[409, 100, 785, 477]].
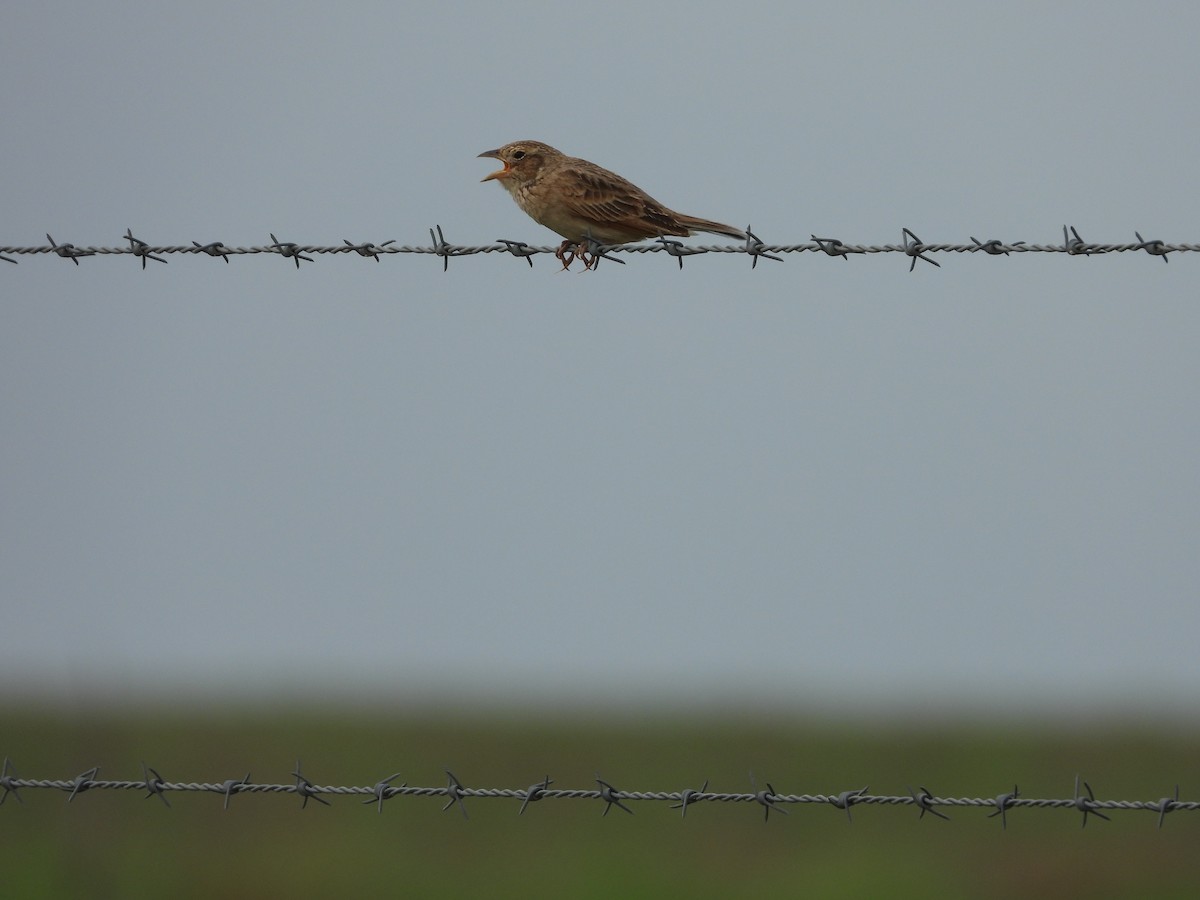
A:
[[478, 140, 744, 269]]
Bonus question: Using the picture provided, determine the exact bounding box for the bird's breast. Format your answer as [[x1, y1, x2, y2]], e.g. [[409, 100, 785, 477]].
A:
[[501, 177, 644, 243]]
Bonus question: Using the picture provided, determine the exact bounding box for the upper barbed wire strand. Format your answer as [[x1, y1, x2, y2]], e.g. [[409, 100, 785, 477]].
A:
[[1, 227, 1196, 269]]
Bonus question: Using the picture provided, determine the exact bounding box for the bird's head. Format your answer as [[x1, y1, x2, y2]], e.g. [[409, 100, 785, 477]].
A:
[[478, 141, 559, 186]]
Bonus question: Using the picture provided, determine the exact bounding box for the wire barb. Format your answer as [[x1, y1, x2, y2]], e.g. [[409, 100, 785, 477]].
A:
[[902, 228, 942, 271], [67, 766, 100, 803], [655, 235, 707, 269], [970, 236, 1024, 256], [192, 241, 231, 263], [580, 231, 625, 270], [1063, 224, 1102, 256], [1134, 231, 1170, 263], [141, 761, 171, 808], [497, 238, 538, 267], [365, 772, 405, 813], [124, 229, 168, 269], [750, 773, 788, 822], [987, 785, 1019, 830], [1152, 785, 1181, 829], [670, 779, 708, 818], [45, 234, 95, 265], [270, 234, 314, 268], [519, 775, 553, 815], [442, 770, 469, 819], [344, 239, 396, 262], [429, 225, 478, 271], [216, 772, 251, 810], [595, 775, 634, 816], [291, 761, 330, 809], [830, 785, 869, 823], [909, 785, 950, 821], [743, 227, 783, 269], [811, 235, 862, 260], [0, 758, 23, 805], [1071, 774, 1110, 828]]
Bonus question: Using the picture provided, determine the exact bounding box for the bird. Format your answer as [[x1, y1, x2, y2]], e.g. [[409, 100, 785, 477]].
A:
[[478, 140, 745, 270]]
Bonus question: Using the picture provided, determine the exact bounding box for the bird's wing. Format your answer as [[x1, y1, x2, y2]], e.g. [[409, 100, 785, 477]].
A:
[[557, 162, 688, 240]]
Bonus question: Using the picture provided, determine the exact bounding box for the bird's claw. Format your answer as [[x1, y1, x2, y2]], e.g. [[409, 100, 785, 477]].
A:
[[555, 239, 599, 271], [555, 240, 576, 270]]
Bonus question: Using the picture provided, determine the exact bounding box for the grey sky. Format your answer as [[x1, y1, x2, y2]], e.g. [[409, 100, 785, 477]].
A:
[[3, 2, 1198, 714]]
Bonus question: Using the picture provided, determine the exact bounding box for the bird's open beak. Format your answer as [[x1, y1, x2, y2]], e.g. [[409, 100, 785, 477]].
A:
[[478, 149, 508, 182]]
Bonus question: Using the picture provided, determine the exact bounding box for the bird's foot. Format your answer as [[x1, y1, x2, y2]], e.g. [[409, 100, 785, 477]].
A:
[[577, 244, 599, 271], [555, 239, 578, 271], [555, 239, 602, 271]]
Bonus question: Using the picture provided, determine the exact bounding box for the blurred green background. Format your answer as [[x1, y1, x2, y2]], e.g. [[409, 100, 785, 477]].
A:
[[2, 703, 1197, 898]]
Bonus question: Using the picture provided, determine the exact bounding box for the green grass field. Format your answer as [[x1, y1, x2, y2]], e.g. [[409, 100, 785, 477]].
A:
[[2, 704, 1197, 897]]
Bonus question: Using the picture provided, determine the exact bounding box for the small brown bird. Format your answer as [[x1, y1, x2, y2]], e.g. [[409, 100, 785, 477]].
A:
[[478, 140, 745, 269]]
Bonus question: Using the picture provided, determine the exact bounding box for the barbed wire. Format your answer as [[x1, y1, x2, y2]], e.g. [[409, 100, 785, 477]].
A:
[[1, 226, 1195, 271], [1, 758, 1193, 828]]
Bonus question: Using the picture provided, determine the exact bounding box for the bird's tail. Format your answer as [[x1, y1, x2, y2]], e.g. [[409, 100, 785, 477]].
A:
[[676, 215, 746, 241]]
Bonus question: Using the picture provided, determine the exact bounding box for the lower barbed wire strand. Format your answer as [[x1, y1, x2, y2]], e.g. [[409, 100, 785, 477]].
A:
[[5, 772, 1197, 824]]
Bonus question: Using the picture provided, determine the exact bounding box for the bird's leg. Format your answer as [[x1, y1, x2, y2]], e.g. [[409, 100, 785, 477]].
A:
[[555, 239, 578, 271]]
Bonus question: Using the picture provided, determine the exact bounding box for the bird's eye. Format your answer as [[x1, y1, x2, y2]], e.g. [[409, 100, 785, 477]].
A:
[[512, 150, 526, 160]]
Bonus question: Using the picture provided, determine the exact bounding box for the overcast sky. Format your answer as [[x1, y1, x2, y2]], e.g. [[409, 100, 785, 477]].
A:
[[2, 2, 1198, 716]]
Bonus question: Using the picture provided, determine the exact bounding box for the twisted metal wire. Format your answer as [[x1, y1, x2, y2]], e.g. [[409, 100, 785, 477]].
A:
[[1, 226, 1194, 270], [1, 759, 1193, 828]]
